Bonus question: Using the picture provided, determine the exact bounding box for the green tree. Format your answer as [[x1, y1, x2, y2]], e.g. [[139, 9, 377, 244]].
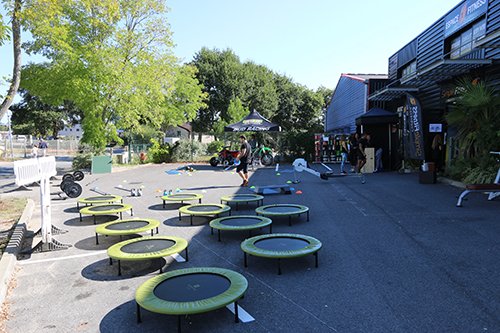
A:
[[213, 97, 248, 135], [20, 0, 204, 152]]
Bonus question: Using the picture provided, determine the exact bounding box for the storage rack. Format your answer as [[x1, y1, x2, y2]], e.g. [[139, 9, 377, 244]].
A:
[[314, 134, 341, 163]]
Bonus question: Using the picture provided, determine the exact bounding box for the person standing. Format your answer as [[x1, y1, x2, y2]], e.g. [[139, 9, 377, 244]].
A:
[[349, 133, 359, 172], [431, 133, 443, 172], [38, 139, 48, 157], [236, 135, 252, 186], [356, 133, 369, 173], [31, 144, 38, 158], [340, 136, 349, 174]]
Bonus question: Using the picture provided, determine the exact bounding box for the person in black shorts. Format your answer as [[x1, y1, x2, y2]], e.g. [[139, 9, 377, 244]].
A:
[[236, 135, 252, 186], [356, 133, 369, 173]]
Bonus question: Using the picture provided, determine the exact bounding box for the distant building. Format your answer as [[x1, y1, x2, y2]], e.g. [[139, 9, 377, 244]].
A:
[[58, 124, 83, 140], [164, 123, 214, 144], [325, 74, 388, 134]]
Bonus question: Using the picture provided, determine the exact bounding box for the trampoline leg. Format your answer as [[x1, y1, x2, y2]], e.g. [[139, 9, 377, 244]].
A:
[[109, 257, 113, 265], [95, 233, 99, 245], [269, 224, 273, 234], [315, 252, 319, 268], [190, 215, 193, 226], [131, 208, 134, 216], [178, 212, 181, 221], [121, 199, 123, 204], [156, 227, 159, 234], [159, 266, 163, 274], [93, 215, 96, 225], [185, 247, 189, 262], [79, 213, 82, 222], [151, 229, 153, 236], [118, 260, 122, 276], [163, 200, 165, 209], [288, 216, 292, 226], [199, 198, 202, 204], [307, 211, 310, 222], [218, 229, 221, 242], [77, 202, 79, 210], [244, 253, 248, 267], [211, 227, 213, 235], [234, 301, 239, 323], [120, 212, 123, 220], [136, 302, 142, 323], [177, 316, 181, 333], [120, 235, 123, 241], [278, 258, 282, 275]]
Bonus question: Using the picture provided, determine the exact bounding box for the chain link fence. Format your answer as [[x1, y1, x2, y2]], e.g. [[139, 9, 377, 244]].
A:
[[0, 136, 80, 158]]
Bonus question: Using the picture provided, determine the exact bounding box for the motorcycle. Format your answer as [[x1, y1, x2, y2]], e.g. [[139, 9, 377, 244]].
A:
[[209, 146, 240, 167]]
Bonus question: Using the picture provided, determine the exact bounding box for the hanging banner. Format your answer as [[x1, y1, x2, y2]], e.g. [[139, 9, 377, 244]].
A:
[[404, 94, 425, 160]]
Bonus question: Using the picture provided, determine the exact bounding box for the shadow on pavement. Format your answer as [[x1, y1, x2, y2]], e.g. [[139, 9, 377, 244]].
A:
[[64, 206, 80, 214], [63, 215, 119, 227], [148, 203, 183, 211], [82, 258, 166, 281], [74, 234, 141, 251], [163, 216, 210, 227]]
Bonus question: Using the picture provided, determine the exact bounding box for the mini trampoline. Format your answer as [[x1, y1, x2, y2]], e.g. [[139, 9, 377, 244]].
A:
[[178, 204, 231, 226], [255, 204, 309, 226], [79, 203, 133, 224], [107, 236, 188, 276], [241, 233, 322, 275], [220, 194, 264, 210], [209, 215, 272, 242], [94, 218, 160, 245], [135, 267, 248, 332], [77, 194, 123, 209], [161, 193, 203, 208]]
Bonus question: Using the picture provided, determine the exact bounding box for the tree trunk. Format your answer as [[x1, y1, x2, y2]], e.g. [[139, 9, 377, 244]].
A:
[[0, 0, 22, 121]]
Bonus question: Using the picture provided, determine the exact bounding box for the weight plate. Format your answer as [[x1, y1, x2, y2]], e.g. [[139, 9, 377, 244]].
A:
[[65, 183, 82, 198], [62, 174, 75, 182], [73, 171, 84, 181], [60, 179, 74, 191]]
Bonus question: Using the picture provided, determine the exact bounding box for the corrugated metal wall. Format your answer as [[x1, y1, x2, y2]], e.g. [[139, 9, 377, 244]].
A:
[[325, 76, 366, 133], [485, 0, 500, 93]]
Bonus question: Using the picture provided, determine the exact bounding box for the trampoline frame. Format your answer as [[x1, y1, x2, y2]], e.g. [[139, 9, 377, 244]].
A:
[[178, 204, 231, 226], [108, 236, 189, 276], [135, 267, 248, 333], [220, 194, 264, 210], [161, 193, 203, 208], [209, 215, 272, 242], [94, 218, 160, 245], [77, 194, 123, 209], [255, 204, 309, 226], [241, 233, 322, 275], [79, 203, 133, 224]]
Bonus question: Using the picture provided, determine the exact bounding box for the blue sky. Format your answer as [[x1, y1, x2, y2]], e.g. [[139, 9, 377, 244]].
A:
[[1, 0, 460, 123]]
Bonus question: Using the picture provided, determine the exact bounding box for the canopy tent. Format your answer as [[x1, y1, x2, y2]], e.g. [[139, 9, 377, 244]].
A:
[[355, 107, 398, 126], [224, 109, 281, 132]]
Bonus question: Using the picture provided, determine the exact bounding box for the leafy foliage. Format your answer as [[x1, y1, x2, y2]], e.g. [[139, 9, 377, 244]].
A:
[[207, 140, 225, 154], [171, 139, 207, 162], [147, 138, 171, 163]]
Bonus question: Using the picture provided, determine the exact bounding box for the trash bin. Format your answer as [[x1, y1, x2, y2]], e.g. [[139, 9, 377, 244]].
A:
[[419, 162, 436, 184]]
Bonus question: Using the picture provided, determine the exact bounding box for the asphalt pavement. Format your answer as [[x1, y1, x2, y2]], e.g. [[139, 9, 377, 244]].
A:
[[3, 163, 499, 333]]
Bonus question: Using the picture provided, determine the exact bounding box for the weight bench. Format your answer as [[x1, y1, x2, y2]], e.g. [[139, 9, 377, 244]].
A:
[[456, 183, 500, 207], [252, 185, 292, 195]]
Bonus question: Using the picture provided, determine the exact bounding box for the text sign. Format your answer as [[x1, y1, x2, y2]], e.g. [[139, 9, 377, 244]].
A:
[[444, 0, 488, 37]]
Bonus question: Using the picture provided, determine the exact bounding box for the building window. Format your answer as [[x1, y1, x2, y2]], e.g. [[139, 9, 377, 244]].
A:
[[449, 19, 486, 59], [401, 60, 417, 78], [76, 128, 80, 132]]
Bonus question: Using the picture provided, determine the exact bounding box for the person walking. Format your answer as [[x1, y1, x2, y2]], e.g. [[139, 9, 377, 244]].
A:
[[349, 133, 359, 172], [38, 139, 48, 157], [431, 133, 443, 172], [340, 136, 349, 174], [356, 133, 369, 173], [235, 135, 252, 186]]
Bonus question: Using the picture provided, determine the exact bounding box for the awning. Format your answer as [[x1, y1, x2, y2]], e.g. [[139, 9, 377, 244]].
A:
[[224, 109, 281, 132], [368, 86, 419, 101], [401, 58, 492, 85], [355, 108, 398, 126]]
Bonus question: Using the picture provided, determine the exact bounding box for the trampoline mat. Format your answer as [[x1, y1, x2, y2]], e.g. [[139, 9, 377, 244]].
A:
[[254, 237, 310, 251], [120, 239, 176, 254], [226, 195, 260, 200], [106, 221, 149, 230], [153, 273, 231, 302], [87, 204, 125, 212], [168, 194, 198, 199], [84, 196, 117, 201], [261, 206, 303, 214], [187, 205, 223, 212], [220, 217, 264, 227]]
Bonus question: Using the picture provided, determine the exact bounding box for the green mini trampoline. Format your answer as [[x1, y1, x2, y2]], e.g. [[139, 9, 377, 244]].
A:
[[209, 215, 272, 242], [178, 204, 231, 226], [241, 233, 322, 275], [161, 193, 203, 208], [220, 194, 264, 210], [94, 218, 160, 245], [79, 203, 133, 224], [107, 236, 188, 276], [135, 267, 248, 332], [255, 204, 309, 226], [77, 194, 123, 209]]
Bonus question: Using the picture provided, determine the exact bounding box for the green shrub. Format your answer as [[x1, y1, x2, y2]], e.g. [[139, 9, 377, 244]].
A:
[[445, 157, 498, 184], [148, 139, 171, 163], [72, 153, 93, 170], [171, 139, 207, 162], [207, 140, 225, 154]]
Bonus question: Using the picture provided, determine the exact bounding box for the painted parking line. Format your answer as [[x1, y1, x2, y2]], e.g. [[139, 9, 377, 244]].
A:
[[226, 303, 255, 323], [171, 253, 185, 262], [19, 250, 107, 265]]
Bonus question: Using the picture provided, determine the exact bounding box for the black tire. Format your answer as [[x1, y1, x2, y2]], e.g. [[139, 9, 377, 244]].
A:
[[73, 170, 84, 181], [261, 153, 273, 166], [65, 183, 82, 198], [209, 157, 219, 167], [62, 174, 74, 182], [60, 179, 74, 192]]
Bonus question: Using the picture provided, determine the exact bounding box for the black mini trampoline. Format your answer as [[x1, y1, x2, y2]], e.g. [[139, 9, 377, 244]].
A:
[[77, 194, 123, 209], [94, 218, 160, 245], [107, 236, 188, 276], [220, 194, 264, 210], [241, 233, 322, 275], [161, 193, 203, 208], [178, 204, 231, 225], [79, 203, 133, 224], [255, 204, 309, 226], [209, 215, 272, 242], [135, 267, 248, 332]]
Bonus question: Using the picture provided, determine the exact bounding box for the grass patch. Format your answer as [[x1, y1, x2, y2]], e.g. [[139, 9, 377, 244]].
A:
[[0, 198, 27, 256]]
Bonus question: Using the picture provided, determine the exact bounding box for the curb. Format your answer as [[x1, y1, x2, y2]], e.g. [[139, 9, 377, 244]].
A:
[[437, 176, 466, 189], [0, 198, 34, 305]]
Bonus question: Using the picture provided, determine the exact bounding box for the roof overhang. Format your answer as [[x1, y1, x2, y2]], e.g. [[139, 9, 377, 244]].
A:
[[368, 86, 419, 101], [401, 59, 492, 85]]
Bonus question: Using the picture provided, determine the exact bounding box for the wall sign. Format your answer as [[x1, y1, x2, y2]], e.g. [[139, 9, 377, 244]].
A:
[[444, 0, 488, 37]]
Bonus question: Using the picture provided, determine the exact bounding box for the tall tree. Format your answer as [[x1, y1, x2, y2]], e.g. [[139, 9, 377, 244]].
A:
[[20, 0, 204, 151]]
